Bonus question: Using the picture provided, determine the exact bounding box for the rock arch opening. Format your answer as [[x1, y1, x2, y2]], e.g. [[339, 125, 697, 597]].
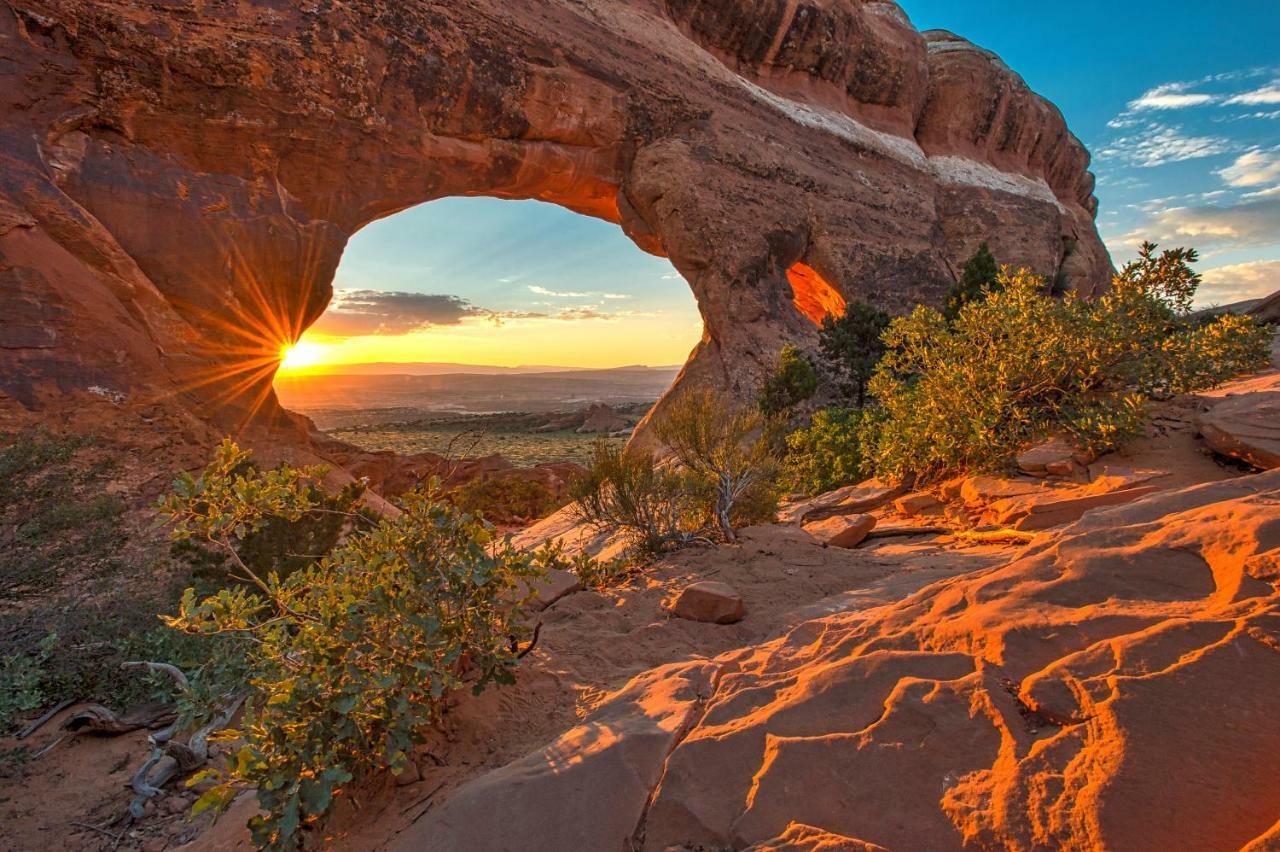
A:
[[272, 196, 702, 462]]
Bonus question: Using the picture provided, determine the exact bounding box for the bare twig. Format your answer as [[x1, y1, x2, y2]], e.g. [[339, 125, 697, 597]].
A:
[[69, 821, 122, 843], [33, 733, 66, 758], [17, 697, 75, 740], [515, 622, 543, 660], [121, 661, 190, 691]]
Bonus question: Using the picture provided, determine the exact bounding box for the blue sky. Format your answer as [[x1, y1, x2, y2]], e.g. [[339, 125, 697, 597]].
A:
[[902, 0, 1280, 304], [304, 2, 1279, 370]]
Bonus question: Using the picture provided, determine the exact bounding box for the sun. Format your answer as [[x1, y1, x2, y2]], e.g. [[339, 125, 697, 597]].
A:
[[277, 341, 325, 373]]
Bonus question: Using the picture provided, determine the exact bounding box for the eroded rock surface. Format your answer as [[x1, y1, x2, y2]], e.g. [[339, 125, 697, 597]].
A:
[[0, 0, 1109, 437], [399, 470, 1280, 852], [642, 471, 1280, 851]]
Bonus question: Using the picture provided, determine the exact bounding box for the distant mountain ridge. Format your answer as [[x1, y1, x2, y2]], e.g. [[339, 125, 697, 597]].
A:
[[290, 362, 683, 377]]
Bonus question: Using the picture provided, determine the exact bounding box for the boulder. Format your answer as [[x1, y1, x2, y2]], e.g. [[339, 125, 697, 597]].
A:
[[1197, 391, 1280, 470], [993, 485, 1164, 531], [803, 514, 877, 549], [893, 493, 942, 517], [576, 404, 629, 434], [670, 581, 746, 625], [959, 475, 1047, 508], [780, 481, 906, 525], [1016, 436, 1095, 476]]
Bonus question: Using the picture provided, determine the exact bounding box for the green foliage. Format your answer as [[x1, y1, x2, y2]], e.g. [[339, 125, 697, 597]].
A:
[[531, 539, 630, 590], [758, 345, 818, 415], [0, 634, 56, 733], [570, 440, 709, 555], [1117, 240, 1200, 316], [943, 242, 1002, 321], [783, 407, 882, 496], [159, 441, 542, 850], [0, 433, 125, 599], [449, 473, 561, 525], [868, 255, 1273, 483], [655, 389, 782, 540], [818, 301, 891, 406]]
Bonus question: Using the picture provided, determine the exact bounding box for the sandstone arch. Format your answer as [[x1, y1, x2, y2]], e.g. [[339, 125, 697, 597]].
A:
[[0, 0, 1111, 437]]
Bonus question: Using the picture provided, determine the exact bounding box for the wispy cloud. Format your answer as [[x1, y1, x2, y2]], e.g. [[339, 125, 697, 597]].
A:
[[1199, 259, 1280, 305], [1223, 80, 1280, 106], [528, 284, 629, 300], [1098, 125, 1234, 168], [1216, 147, 1280, 188], [311, 291, 484, 337], [1112, 197, 1280, 254], [311, 289, 643, 337], [1128, 82, 1218, 111]]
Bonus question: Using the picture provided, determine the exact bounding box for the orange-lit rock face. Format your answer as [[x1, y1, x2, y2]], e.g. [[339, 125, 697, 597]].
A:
[[787, 264, 847, 325], [0, 0, 1111, 434]]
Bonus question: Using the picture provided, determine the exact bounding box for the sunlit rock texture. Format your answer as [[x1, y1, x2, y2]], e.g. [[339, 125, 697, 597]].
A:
[[0, 0, 1109, 431]]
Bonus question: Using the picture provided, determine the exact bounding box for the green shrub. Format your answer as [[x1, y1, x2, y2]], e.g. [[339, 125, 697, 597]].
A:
[[943, 242, 1002, 320], [758, 345, 818, 415], [868, 252, 1272, 483], [531, 539, 630, 590], [0, 634, 56, 733], [159, 441, 542, 850], [450, 473, 560, 525], [818, 301, 890, 406], [784, 407, 881, 496], [655, 389, 782, 540], [570, 439, 709, 555]]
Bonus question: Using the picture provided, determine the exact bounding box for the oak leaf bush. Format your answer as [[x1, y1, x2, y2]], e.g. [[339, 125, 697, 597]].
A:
[[158, 441, 542, 850]]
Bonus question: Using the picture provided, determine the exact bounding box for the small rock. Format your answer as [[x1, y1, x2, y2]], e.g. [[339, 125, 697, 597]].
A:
[[1017, 436, 1096, 476], [140, 837, 167, 852], [395, 759, 422, 786], [163, 796, 188, 816], [894, 493, 941, 517], [670, 581, 745, 624], [1045, 459, 1079, 477], [803, 513, 877, 549]]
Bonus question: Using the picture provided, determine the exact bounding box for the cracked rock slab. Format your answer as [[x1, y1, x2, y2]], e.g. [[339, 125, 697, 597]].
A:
[[388, 660, 720, 852]]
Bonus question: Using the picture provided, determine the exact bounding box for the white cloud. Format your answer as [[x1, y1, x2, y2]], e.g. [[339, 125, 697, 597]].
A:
[[1245, 185, 1280, 199], [1110, 198, 1280, 256], [1217, 148, 1280, 187], [1128, 82, 1217, 111], [1199, 259, 1280, 306], [1224, 81, 1280, 106], [528, 284, 629, 300], [1098, 125, 1234, 168]]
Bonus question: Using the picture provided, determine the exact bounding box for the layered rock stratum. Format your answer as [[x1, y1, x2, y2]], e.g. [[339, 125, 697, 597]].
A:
[[0, 0, 1110, 433]]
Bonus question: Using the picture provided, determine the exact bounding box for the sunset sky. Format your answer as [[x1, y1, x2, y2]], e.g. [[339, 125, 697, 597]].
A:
[[281, 1, 1279, 374]]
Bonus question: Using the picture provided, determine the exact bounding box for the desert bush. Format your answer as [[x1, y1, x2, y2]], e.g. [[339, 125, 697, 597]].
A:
[[783, 407, 882, 496], [869, 250, 1272, 482], [570, 439, 709, 555], [758, 344, 818, 415], [530, 539, 631, 590], [159, 441, 542, 850], [0, 634, 56, 733], [818, 300, 891, 406], [943, 242, 1002, 320], [655, 389, 782, 540], [450, 473, 560, 525]]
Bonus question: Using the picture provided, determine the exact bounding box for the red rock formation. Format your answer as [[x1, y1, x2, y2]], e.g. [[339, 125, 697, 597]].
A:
[[0, 0, 1109, 438], [397, 469, 1280, 851]]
